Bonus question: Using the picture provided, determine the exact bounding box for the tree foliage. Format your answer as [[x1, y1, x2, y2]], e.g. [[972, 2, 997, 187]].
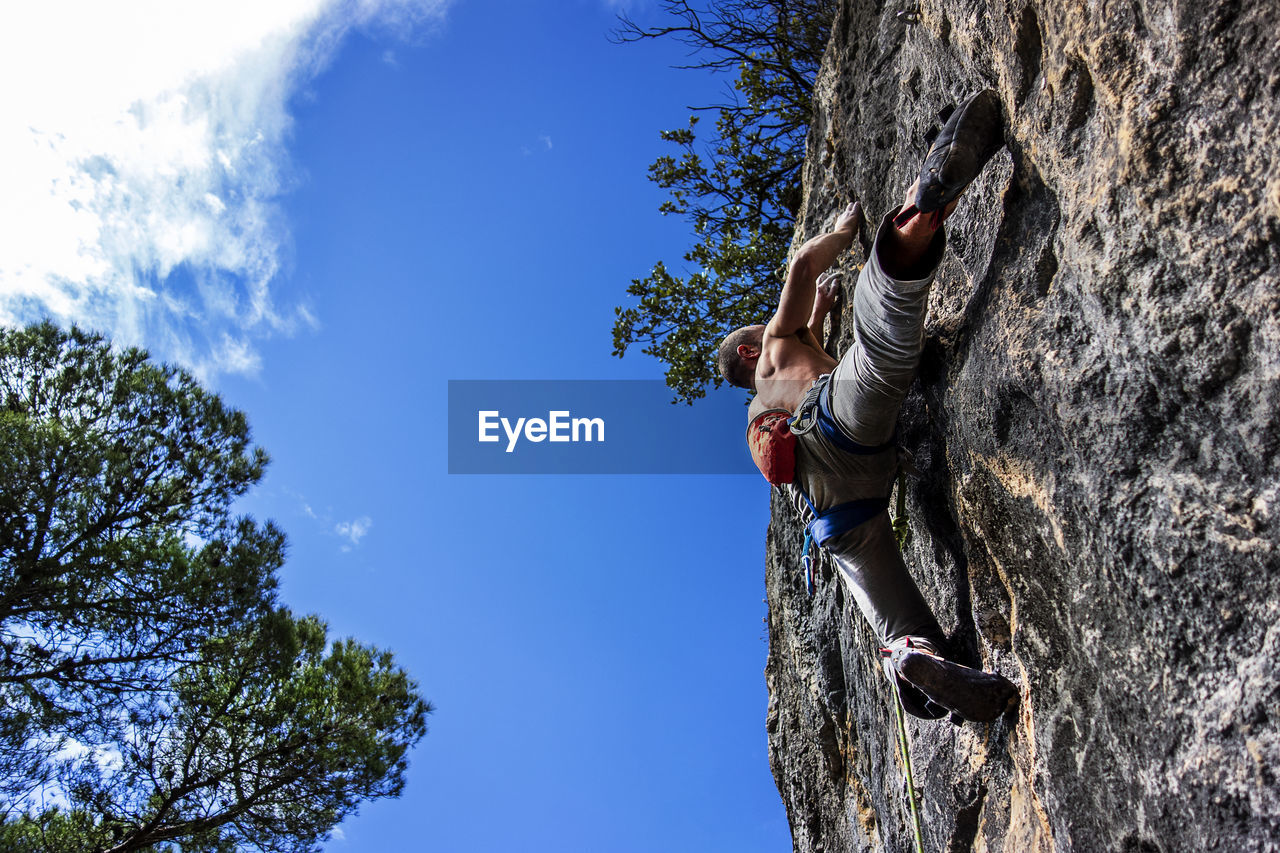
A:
[[0, 323, 430, 852], [611, 0, 836, 401]]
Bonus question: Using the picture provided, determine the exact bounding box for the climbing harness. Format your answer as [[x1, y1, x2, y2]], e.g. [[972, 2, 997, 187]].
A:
[[796, 492, 890, 595], [788, 375, 895, 595], [789, 376, 897, 456]]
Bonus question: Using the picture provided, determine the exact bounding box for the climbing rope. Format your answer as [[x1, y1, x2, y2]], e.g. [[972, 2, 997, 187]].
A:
[[888, 473, 925, 850], [888, 671, 927, 853]]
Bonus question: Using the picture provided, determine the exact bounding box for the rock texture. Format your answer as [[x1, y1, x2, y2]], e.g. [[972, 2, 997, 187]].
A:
[[763, 0, 1280, 850]]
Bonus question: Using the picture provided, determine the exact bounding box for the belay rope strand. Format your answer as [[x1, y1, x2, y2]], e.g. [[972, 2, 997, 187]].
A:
[[889, 471, 926, 853], [889, 671, 927, 853]]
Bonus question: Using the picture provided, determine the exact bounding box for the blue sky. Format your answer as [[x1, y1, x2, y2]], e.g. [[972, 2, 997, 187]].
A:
[[1, 1, 789, 850]]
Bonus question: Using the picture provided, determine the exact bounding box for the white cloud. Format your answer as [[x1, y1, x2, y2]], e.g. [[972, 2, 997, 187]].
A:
[[0, 0, 450, 381], [521, 134, 554, 157], [335, 516, 373, 547]]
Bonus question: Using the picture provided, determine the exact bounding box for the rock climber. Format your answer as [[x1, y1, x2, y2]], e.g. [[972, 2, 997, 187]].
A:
[[719, 91, 1019, 722]]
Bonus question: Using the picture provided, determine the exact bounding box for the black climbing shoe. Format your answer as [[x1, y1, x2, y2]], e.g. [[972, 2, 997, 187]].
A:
[[892, 649, 1019, 722], [894, 90, 1005, 227], [894, 676, 950, 720]]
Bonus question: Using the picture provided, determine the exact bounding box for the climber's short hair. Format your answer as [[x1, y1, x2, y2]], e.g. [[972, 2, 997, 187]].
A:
[[717, 325, 764, 390]]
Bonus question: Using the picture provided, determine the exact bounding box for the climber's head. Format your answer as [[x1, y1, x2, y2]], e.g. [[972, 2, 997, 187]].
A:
[[717, 325, 765, 390]]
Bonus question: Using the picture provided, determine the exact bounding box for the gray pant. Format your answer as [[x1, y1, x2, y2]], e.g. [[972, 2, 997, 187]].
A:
[[830, 212, 945, 446], [794, 212, 947, 646]]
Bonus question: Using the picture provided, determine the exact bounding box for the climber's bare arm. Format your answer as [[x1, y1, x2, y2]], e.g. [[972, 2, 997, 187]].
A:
[[806, 271, 843, 343], [765, 202, 862, 340]]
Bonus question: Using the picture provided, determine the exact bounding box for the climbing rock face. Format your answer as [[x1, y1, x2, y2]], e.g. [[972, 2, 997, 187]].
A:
[[763, 0, 1280, 850]]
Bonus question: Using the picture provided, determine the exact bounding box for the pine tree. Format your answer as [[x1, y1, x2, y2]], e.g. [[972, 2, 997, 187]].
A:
[[0, 323, 430, 852]]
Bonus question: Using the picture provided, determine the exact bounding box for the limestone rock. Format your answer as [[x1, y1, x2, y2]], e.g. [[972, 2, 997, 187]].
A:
[[764, 0, 1280, 850]]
